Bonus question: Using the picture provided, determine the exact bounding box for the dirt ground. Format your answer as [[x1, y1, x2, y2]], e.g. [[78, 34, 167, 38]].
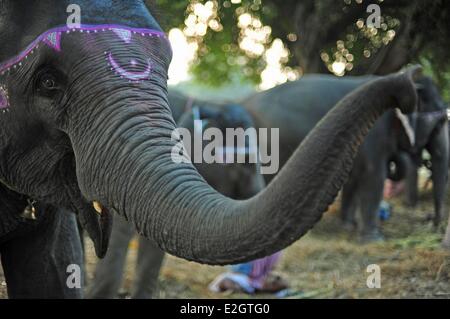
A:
[[1, 186, 450, 299]]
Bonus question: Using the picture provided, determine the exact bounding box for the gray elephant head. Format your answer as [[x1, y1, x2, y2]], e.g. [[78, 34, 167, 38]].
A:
[[177, 104, 266, 199], [391, 76, 447, 155], [0, 0, 421, 265]]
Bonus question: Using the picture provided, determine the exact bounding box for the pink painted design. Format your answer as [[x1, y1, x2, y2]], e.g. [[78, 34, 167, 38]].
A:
[[0, 24, 167, 75], [42, 32, 62, 52], [0, 86, 9, 110], [112, 28, 132, 43], [107, 53, 152, 82], [0, 24, 169, 114]]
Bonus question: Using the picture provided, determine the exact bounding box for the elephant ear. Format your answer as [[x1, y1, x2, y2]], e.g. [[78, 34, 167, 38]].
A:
[[414, 109, 448, 149], [198, 106, 221, 120], [219, 104, 255, 129]]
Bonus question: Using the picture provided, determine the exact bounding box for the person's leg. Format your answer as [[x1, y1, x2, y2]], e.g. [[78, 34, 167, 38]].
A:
[[131, 237, 165, 299], [86, 215, 134, 299], [210, 252, 285, 294], [1, 208, 84, 299], [246, 252, 283, 290]]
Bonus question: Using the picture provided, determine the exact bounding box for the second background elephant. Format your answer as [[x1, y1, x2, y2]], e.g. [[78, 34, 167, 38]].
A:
[[244, 74, 448, 241]]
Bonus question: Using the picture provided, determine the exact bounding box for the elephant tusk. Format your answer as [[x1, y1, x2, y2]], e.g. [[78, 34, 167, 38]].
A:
[[395, 108, 415, 147], [93, 201, 103, 215]]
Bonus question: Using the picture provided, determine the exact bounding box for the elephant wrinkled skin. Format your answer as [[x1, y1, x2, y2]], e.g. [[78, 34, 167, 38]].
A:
[[0, 0, 420, 277]]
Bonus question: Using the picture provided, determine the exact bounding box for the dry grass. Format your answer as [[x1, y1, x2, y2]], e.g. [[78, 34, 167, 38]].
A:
[[87, 190, 450, 299], [1, 189, 450, 299]]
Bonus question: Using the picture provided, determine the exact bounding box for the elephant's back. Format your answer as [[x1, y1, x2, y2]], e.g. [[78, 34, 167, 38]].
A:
[[244, 74, 372, 131], [243, 74, 373, 171]]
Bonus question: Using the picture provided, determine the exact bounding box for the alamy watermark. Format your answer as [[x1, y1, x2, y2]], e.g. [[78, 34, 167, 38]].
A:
[[366, 4, 381, 29], [171, 121, 280, 175], [366, 264, 381, 289], [66, 264, 82, 289], [67, 4, 81, 28]]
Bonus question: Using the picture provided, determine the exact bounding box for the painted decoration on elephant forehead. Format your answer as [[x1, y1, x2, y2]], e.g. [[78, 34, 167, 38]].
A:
[[0, 24, 168, 83], [0, 86, 9, 112]]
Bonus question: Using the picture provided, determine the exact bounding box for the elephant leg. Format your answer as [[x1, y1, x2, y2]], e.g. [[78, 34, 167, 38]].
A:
[[341, 181, 358, 231], [0, 209, 84, 299], [86, 215, 134, 299], [443, 216, 450, 248], [357, 163, 386, 243], [405, 159, 419, 207], [427, 123, 449, 228], [131, 237, 165, 299]]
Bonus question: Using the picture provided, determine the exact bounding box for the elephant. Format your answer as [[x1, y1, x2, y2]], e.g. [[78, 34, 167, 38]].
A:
[[401, 77, 449, 227], [0, 184, 84, 298], [87, 103, 267, 298], [0, 0, 421, 293], [242, 74, 447, 241]]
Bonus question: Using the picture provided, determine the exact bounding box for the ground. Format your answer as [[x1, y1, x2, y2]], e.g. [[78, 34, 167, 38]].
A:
[[1, 188, 450, 299]]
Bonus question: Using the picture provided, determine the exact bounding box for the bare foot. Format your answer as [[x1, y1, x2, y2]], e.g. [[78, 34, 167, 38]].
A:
[[217, 278, 245, 293], [258, 274, 289, 294]]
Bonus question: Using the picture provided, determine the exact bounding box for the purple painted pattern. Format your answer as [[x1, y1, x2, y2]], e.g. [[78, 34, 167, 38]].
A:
[[0, 24, 167, 77], [42, 31, 62, 52], [107, 53, 152, 82], [0, 86, 9, 110], [0, 24, 169, 112]]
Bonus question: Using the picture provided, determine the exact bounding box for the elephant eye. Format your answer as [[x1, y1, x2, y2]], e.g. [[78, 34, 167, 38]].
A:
[[39, 74, 58, 90], [42, 77, 56, 89], [35, 69, 63, 97]]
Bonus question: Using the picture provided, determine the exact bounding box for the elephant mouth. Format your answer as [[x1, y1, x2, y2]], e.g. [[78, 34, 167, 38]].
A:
[[73, 196, 113, 258]]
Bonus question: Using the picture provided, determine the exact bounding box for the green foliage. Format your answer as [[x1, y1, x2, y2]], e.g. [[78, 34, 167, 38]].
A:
[[150, 0, 187, 27], [155, 0, 277, 86], [154, 0, 450, 95]]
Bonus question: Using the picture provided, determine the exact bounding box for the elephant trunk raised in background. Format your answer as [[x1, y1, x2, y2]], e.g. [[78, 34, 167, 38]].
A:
[[240, 74, 448, 242]]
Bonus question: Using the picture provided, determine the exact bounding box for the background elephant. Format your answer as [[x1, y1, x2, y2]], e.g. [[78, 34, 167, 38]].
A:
[[401, 77, 449, 227], [0, 0, 420, 274], [88, 103, 267, 298], [242, 74, 448, 241]]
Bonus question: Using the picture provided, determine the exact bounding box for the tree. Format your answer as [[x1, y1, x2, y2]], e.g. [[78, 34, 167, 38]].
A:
[[151, 0, 450, 92]]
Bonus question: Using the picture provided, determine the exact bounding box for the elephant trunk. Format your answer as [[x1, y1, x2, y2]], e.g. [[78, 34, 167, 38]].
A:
[[73, 67, 420, 265]]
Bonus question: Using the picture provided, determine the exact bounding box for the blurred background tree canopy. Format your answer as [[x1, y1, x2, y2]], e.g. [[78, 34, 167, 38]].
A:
[[150, 0, 450, 98]]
